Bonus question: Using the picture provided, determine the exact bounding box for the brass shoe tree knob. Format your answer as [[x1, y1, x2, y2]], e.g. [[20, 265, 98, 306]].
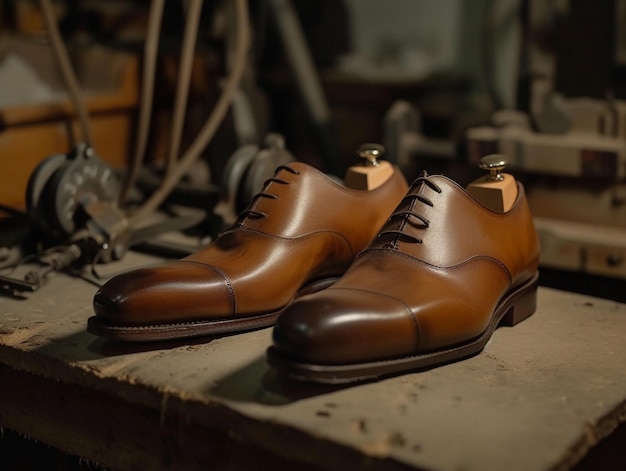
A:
[[357, 143, 385, 168], [478, 154, 508, 181]]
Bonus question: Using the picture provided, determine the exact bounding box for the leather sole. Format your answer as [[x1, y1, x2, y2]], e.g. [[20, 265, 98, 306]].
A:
[[266, 272, 539, 384], [87, 276, 339, 342]]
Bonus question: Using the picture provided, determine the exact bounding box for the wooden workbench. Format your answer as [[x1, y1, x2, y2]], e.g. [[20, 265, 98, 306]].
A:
[[1, 251, 625, 471]]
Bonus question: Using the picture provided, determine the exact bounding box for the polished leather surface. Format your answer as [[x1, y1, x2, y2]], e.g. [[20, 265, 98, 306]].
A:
[[92, 162, 409, 327], [272, 173, 541, 365]]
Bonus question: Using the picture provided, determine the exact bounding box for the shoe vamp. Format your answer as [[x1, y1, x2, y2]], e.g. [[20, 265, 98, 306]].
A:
[[183, 230, 354, 316]]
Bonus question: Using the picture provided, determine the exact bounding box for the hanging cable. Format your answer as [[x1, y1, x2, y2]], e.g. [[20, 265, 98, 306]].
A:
[[120, 0, 165, 203], [38, 0, 93, 145], [128, 0, 250, 225], [165, 0, 204, 179]]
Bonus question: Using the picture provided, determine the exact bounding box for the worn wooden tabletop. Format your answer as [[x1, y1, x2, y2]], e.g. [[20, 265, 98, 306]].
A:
[[1, 250, 625, 471]]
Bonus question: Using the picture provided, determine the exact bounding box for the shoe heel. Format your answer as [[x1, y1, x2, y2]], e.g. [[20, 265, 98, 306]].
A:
[[500, 278, 538, 327]]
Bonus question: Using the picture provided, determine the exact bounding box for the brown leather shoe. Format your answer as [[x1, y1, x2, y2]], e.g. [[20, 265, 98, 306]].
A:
[[268, 171, 541, 383], [88, 162, 409, 341]]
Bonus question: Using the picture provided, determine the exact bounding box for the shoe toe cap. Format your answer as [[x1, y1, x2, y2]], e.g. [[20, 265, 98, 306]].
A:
[[93, 262, 233, 325], [273, 288, 420, 365]]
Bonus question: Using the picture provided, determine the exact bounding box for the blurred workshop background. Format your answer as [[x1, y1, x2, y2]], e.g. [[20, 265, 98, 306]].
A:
[[1, 0, 625, 302]]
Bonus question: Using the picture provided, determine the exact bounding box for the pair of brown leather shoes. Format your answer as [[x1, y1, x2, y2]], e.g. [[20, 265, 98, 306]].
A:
[[89, 162, 409, 341], [89, 161, 540, 383]]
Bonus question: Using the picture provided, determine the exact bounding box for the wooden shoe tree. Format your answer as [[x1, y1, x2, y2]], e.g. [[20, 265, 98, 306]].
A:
[[466, 154, 518, 213], [344, 143, 395, 190]]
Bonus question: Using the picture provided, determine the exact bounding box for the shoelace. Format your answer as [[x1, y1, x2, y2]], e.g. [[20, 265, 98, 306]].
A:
[[237, 165, 300, 221], [377, 172, 442, 247]]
